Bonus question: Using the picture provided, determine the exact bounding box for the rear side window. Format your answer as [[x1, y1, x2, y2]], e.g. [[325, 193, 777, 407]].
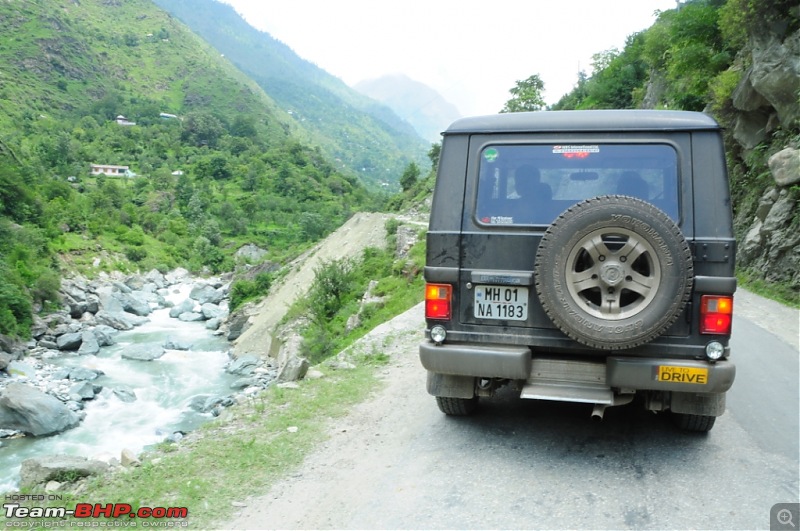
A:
[[475, 144, 679, 225]]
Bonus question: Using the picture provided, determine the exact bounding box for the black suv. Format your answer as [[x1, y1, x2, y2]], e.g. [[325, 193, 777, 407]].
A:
[[419, 110, 736, 432]]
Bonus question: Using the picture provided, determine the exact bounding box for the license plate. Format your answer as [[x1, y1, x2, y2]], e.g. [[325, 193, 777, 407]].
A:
[[474, 285, 528, 321], [656, 365, 709, 384]]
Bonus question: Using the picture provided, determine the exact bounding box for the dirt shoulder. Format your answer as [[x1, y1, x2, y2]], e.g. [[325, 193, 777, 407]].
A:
[[225, 301, 428, 530], [233, 212, 393, 359]]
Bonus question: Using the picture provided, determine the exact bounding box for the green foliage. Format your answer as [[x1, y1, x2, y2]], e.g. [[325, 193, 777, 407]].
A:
[[399, 162, 420, 192], [297, 233, 426, 364], [0, 264, 33, 337], [719, 0, 799, 49], [554, 0, 734, 112], [501, 74, 546, 113], [230, 272, 273, 311], [308, 259, 357, 324]]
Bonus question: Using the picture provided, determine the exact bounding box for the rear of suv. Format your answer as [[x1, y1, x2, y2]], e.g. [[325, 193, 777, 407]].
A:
[[419, 110, 736, 432]]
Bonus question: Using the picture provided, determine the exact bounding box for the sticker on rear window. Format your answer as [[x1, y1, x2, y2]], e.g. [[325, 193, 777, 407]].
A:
[[483, 148, 499, 162], [553, 145, 600, 159], [552, 145, 600, 154], [481, 215, 513, 225]]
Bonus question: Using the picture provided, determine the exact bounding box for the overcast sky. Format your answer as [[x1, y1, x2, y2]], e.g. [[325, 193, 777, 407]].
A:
[[221, 0, 678, 117]]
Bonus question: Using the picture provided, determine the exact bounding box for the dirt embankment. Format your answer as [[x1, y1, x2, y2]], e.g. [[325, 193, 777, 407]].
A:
[[232, 212, 393, 360]]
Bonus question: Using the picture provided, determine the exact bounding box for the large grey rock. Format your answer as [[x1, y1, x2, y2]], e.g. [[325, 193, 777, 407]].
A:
[[69, 382, 95, 400], [201, 303, 222, 320], [226, 313, 251, 341], [115, 292, 152, 317], [762, 196, 796, 234], [30, 316, 48, 339], [0, 352, 12, 371], [732, 66, 770, 112], [96, 286, 125, 314], [235, 244, 268, 263], [187, 394, 221, 413], [169, 299, 195, 318], [20, 455, 108, 489], [190, 284, 224, 305], [0, 383, 80, 436], [227, 355, 259, 376], [769, 147, 800, 187], [733, 109, 770, 150], [61, 279, 88, 303], [124, 275, 145, 291], [121, 345, 165, 362], [64, 294, 88, 319], [56, 332, 83, 351], [749, 31, 800, 127], [85, 294, 100, 314], [178, 312, 205, 322], [92, 325, 118, 347], [277, 354, 310, 383], [144, 269, 166, 289], [94, 311, 134, 331], [77, 331, 100, 356]]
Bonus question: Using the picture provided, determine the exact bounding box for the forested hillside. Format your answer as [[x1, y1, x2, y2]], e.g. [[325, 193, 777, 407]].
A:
[[0, 0, 379, 337], [485, 0, 798, 301], [152, 0, 430, 189]]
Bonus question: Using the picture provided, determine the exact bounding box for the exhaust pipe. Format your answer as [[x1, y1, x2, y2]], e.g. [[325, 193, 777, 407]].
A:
[[590, 394, 634, 421]]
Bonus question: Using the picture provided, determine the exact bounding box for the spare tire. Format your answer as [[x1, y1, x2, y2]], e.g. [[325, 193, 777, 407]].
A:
[[535, 196, 693, 350]]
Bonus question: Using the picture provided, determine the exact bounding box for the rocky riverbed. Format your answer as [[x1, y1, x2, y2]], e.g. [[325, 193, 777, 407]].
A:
[[0, 268, 281, 491]]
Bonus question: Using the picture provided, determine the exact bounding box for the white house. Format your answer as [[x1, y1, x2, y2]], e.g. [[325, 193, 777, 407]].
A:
[[90, 164, 136, 178], [115, 115, 136, 126]]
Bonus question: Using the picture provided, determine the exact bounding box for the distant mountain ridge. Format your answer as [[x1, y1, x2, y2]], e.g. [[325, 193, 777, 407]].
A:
[[153, 0, 430, 187], [355, 74, 462, 142]]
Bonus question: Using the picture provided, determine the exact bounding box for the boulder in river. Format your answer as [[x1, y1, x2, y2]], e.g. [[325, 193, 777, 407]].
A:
[[0, 383, 80, 436], [121, 345, 165, 361]]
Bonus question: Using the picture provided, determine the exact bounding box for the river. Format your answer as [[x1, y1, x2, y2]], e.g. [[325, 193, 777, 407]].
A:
[[0, 285, 238, 492]]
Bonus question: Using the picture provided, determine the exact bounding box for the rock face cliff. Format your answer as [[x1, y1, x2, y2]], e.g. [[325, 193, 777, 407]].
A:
[[727, 25, 799, 291]]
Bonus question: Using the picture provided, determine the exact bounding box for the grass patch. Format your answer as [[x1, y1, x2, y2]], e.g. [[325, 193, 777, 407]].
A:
[[737, 269, 800, 308]]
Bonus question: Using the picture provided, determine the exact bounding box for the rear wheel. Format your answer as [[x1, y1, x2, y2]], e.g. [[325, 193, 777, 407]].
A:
[[672, 412, 716, 432], [435, 396, 478, 416]]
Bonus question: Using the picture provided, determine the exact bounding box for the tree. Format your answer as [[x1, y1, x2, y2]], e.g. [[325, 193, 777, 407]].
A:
[[399, 162, 420, 192], [428, 143, 441, 173], [501, 74, 546, 113]]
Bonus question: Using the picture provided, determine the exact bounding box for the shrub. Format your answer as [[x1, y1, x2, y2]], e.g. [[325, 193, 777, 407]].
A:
[[308, 258, 356, 323]]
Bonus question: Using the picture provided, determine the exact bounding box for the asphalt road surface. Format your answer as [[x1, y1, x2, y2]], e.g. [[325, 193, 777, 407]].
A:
[[228, 289, 799, 530]]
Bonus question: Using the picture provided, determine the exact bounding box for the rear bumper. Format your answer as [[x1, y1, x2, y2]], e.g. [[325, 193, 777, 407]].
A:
[[419, 341, 735, 394]]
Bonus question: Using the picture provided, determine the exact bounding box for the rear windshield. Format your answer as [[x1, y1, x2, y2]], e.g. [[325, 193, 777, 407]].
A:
[[475, 144, 679, 225]]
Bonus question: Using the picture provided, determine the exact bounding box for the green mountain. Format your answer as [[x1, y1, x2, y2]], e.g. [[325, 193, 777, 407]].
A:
[[0, 0, 379, 337], [152, 0, 430, 189]]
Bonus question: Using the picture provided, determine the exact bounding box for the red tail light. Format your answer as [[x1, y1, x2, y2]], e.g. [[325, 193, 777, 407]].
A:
[[425, 283, 452, 320], [700, 295, 733, 335]]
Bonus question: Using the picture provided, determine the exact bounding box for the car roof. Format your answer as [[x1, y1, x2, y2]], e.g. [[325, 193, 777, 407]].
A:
[[443, 110, 721, 135]]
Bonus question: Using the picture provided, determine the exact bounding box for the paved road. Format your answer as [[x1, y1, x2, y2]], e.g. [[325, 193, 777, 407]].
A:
[[228, 291, 799, 530]]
